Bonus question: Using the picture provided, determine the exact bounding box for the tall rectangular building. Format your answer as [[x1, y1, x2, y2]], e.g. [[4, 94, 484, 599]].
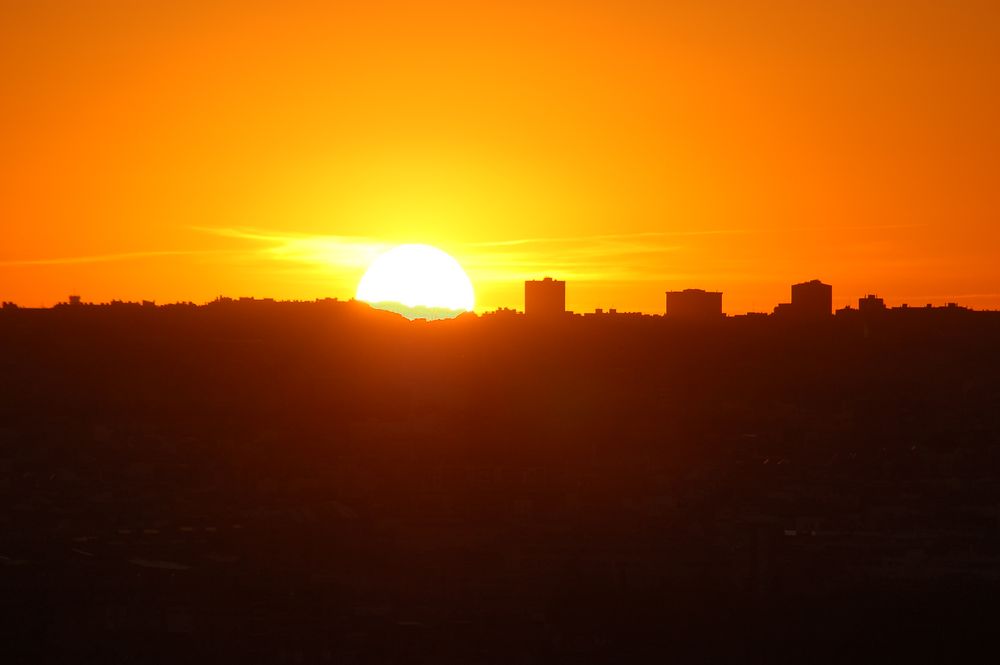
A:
[[790, 279, 832, 318], [665, 289, 723, 320], [525, 278, 566, 317]]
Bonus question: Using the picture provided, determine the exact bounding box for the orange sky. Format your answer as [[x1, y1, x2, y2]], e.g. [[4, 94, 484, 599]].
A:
[[2, 1, 999, 313]]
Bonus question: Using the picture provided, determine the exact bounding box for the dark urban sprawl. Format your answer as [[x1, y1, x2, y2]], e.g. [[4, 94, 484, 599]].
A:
[[2, 297, 1000, 663]]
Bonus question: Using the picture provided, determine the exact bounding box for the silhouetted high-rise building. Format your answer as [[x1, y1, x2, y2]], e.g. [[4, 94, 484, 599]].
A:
[[665, 289, 723, 320], [525, 278, 566, 317], [789, 280, 832, 318], [858, 294, 886, 314]]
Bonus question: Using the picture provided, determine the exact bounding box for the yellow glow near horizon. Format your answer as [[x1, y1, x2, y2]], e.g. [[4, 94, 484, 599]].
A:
[[356, 244, 475, 312]]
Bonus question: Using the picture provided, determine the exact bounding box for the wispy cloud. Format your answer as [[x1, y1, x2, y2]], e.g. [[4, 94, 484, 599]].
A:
[[197, 227, 390, 271], [190, 222, 930, 285], [2, 221, 927, 291], [461, 235, 686, 282], [458, 222, 928, 282], [0, 249, 227, 267], [465, 223, 924, 249], [194, 226, 690, 283], [896, 293, 1000, 301]]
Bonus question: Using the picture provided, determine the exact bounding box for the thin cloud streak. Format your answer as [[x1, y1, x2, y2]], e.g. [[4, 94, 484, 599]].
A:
[[197, 226, 692, 283], [197, 227, 390, 271], [201, 225, 937, 286], [467, 223, 926, 248], [895, 293, 1000, 301], [1, 223, 933, 300], [0, 249, 229, 267]]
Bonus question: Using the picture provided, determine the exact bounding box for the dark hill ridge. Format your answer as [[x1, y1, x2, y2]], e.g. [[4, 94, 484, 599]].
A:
[[1, 300, 1000, 663]]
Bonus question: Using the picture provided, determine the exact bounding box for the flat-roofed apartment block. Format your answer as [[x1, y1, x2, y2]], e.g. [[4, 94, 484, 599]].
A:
[[525, 278, 566, 317], [665, 289, 723, 320]]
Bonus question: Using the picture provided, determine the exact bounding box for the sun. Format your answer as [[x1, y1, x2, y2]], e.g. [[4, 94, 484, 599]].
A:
[[356, 244, 475, 315]]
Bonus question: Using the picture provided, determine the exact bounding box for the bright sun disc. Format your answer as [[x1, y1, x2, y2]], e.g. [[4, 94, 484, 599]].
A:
[[356, 244, 475, 314]]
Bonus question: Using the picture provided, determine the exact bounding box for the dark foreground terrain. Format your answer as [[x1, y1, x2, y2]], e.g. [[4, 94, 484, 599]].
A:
[[2, 299, 1000, 663]]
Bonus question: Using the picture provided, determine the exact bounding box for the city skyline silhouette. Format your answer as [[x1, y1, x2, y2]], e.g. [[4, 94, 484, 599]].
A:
[[3, 1, 1000, 663], [5, 272, 990, 319], [4, 3, 1000, 312], [3, 287, 1000, 663]]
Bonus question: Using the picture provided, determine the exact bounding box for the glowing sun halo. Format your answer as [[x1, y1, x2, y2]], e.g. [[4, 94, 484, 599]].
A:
[[356, 244, 475, 314]]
